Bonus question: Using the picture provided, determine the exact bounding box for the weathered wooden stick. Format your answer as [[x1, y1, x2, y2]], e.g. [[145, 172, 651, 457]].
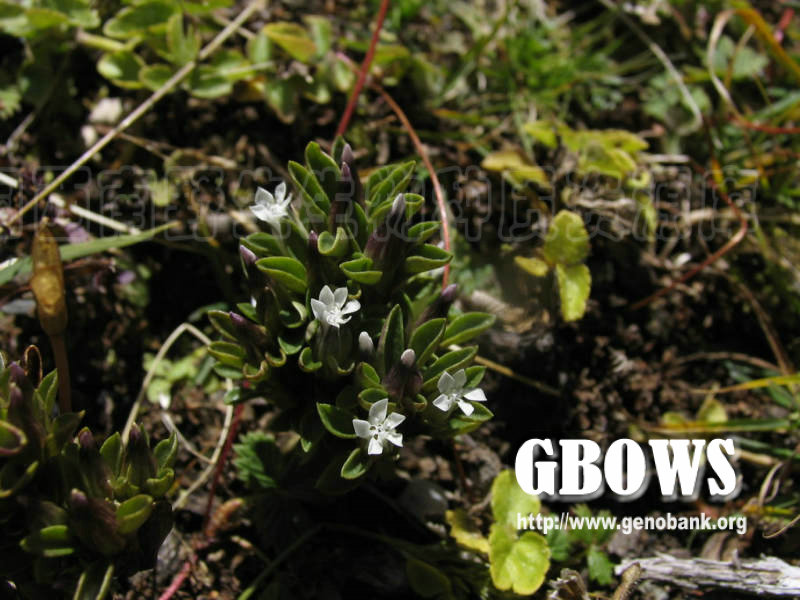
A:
[[615, 554, 800, 597]]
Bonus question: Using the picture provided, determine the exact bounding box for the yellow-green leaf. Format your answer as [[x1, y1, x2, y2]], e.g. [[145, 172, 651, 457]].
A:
[[555, 263, 591, 322]]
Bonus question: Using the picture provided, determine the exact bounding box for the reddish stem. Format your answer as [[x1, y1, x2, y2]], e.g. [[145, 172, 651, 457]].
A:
[[158, 558, 194, 600], [335, 0, 391, 138], [203, 403, 244, 536], [373, 84, 452, 287]]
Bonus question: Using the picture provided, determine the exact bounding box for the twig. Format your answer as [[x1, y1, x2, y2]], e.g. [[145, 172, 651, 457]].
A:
[[334, 0, 391, 138], [4, 0, 265, 228]]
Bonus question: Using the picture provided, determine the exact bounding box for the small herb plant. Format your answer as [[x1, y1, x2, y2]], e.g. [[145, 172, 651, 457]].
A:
[[0, 353, 177, 600], [208, 139, 495, 488]]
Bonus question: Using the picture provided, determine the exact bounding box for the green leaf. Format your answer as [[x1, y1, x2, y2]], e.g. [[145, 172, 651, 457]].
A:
[[488, 525, 550, 595], [555, 263, 591, 322], [208, 310, 237, 341], [305, 141, 340, 204], [243, 232, 283, 257], [445, 509, 490, 554], [405, 557, 453, 598], [376, 305, 404, 377], [288, 160, 330, 212], [404, 244, 453, 275], [515, 255, 550, 277], [481, 149, 550, 188], [37, 370, 59, 415], [317, 227, 350, 257], [340, 257, 382, 285], [409, 318, 446, 365], [303, 15, 332, 57], [208, 341, 246, 368], [116, 494, 154, 535], [188, 65, 233, 98], [73, 561, 114, 600], [153, 432, 178, 471], [422, 347, 477, 391], [317, 403, 357, 439], [21, 525, 74, 557], [542, 211, 590, 266], [139, 64, 174, 91], [0, 223, 174, 286], [256, 256, 308, 294], [99, 432, 123, 476], [97, 51, 145, 89], [356, 362, 382, 389], [298, 347, 322, 372], [340, 447, 368, 479], [491, 470, 540, 527], [43, 0, 99, 28], [407, 221, 441, 245], [264, 75, 299, 124], [440, 313, 495, 347], [0, 419, 25, 456], [103, 0, 176, 39], [447, 402, 493, 436], [166, 12, 198, 65], [263, 22, 316, 62], [587, 546, 615, 585], [367, 161, 415, 214]]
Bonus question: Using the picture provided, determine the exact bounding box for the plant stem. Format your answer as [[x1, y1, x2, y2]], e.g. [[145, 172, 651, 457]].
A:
[[49, 333, 71, 413]]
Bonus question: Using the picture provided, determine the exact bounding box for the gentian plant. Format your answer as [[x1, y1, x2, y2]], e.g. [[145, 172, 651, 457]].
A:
[[208, 139, 496, 488], [0, 352, 177, 600]]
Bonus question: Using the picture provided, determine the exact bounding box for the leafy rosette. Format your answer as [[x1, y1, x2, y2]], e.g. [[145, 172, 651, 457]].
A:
[[0, 356, 176, 600], [208, 140, 496, 487]]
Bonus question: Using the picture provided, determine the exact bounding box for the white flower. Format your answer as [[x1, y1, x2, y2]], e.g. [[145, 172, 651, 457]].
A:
[[250, 181, 291, 227], [353, 398, 405, 455], [432, 369, 486, 416], [310, 285, 360, 328]]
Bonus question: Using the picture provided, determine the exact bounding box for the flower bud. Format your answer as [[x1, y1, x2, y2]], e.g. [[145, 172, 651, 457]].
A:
[[125, 424, 156, 490], [383, 348, 422, 401], [68, 489, 126, 556], [358, 331, 374, 358]]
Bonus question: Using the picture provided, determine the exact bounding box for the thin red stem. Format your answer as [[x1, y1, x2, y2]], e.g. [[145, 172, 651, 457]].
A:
[[203, 403, 244, 536], [335, 0, 391, 138], [373, 84, 452, 287]]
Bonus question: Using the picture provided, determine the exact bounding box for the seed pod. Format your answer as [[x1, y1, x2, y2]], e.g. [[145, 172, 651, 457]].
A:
[[30, 221, 67, 337]]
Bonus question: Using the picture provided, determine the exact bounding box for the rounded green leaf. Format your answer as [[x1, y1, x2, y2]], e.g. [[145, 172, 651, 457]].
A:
[[317, 227, 350, 257], [208, 341, 246, 368], [542, 210, 590, 266], [340, 257, 382, 285], [340, 447, 368, 480], [263, 21, 316, 63], [405, 557, 452, 598], [404, 244, 453, 275], [256, 256, 308, 293], [97, 51, 145, 89], [409, 318, 446, 366], [21, 525, 74, 558], [555, 263, 591, 322], [440, 312, 495, 347], [116, 494, 154, 535], [103, 0, 176, 39], [488, 525, 550, 595], [139, 64, 174, 91], [491, 470, 540, 527], [317, 403, 357, 439], [421, 347, 477, 391]]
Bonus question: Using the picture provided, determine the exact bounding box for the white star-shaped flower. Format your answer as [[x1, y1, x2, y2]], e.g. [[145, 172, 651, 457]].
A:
[[310, 285, 360, 328], [432, 369, 486, 416], [250, 181, 291, 227], [353, 398, 405, 455]]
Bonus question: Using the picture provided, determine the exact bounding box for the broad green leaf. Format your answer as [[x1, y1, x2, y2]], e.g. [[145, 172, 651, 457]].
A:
[[243, 232, 283, 257], [555, 263, 591, 322], [208, 341, 246, 368], [116, 494, 154, 534], [542, 211, 590, 266], [103, 0, 176, 39], [515, 255, 550, 277], [440, 313, 495, 347], [264, 74, 299, 124], [298, 347, 322, 372], [288, 160, 330, 212], [208, 310, 237, 341], [409, 318, 446, 365], [43, 0, 100, 28], [445, 509, 490, 554], [404, 244, 453, 275], [318, 227, 350, 257], [256, 256, 308, 293], [97, 51, 145, 89], [340, 447, 368, 479], [166, 13, 198, 65], [153, 432, 178, 471], [523, 120, 558, 148], [21, 524, 74, 557], [263, 21, 316, 63], [99, 432, 123, 475], [0, 223, 174, 286], [36, 369, 58, 415], [340, 257, 382, 285], [376, 304, 404, 377], [491, 470, 541, 527], [305, 142, 339, 205], [447, 402, 493, 436], [488, 525, 550, 595], [188, 65, 232, 99], [317, 403, 357, 439], [422, 347, 477, 391], [356, 362, 382, 389], [303, 15, 332, 57]]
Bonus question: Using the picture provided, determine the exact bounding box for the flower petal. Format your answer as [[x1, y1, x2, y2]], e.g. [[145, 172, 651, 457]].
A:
[[319, 285, 334, 306], [275, 181, 286, 202], [368, 437, 384, 455], [453, 369, 467, 388], [254, 187, 274, 206], [386, 432, 403, 447], [250, 204, 274, 222], [384, 412, 405, 429], [352, 419, 371, 438], [369, 398, 388, 424], [342, 299, 361, 315], [457, 400, 475, 416], [432, 394, 453, 412], [333, 286, 348, 308], [437, 371, 455, 394], [464, 388, 486, 402], [310, 298, 327, 322]]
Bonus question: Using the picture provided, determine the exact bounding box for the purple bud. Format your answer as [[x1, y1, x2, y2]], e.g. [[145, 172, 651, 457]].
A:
[[239, 245, 257, 267], [389, 194, 406, 221], [308, 230, 319, 252], [441, 283, 458, 304], [342, 143, 355, 167], [229, 312, 247, 328], [400, 349, 416, 368], [78, 428, 95, 450]]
